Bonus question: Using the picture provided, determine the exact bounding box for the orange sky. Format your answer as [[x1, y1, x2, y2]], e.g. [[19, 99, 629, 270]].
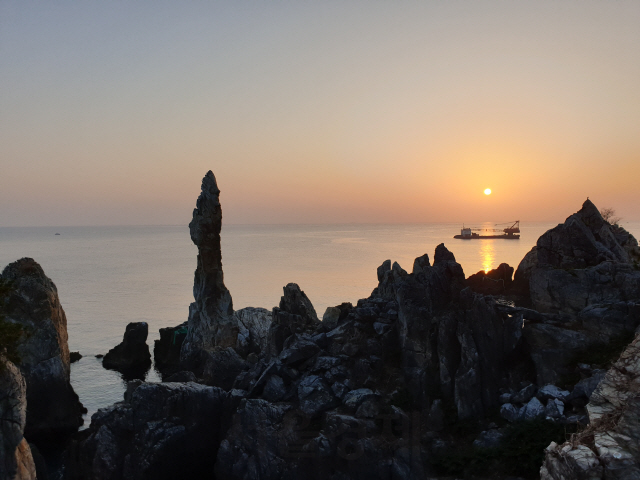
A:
[[1, 2, 639, 226]]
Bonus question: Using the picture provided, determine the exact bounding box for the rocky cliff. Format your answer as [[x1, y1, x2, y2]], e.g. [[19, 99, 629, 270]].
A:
[[1, 258, 84, 440], [540, 330, 640, 479], [0, 358, 37, 480]]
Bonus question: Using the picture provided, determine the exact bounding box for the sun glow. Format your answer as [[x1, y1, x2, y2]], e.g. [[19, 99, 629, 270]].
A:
[[484, 188, 492, 195]]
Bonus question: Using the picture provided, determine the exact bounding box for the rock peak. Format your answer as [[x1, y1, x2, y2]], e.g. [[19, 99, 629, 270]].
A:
[[434, 243, 456, 265], [181, 171, 235, 366]]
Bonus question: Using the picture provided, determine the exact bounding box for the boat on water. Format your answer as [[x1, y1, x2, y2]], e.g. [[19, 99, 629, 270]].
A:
[[454, 221, 520, 239]]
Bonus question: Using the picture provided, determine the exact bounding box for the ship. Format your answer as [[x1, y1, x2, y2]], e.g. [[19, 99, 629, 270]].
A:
[[454, 220, 520, 239]]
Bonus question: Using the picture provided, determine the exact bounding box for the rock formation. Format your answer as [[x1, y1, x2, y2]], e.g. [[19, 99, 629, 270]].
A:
[[509, 200, 640, 386], [102, 322, 152, 376], [466, 262, 514, 295], [63, 179, 640, 480], [0, 358, 37, 480], [1, 258, 84, 439], [540, 330, 640, 479], [168, 171, 273, 387], [180, 171, 236, 369], [519, 199, 640, 314], [65, 381, 231, 480]]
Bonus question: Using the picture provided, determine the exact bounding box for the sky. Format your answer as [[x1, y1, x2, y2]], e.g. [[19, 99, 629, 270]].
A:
[[1, 1, 639, 226]]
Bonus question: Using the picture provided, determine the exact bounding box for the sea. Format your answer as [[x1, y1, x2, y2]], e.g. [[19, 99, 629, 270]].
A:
[[1, 221, 639, 427]]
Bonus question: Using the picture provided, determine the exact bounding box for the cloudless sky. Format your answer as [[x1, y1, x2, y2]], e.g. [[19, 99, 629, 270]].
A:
[[2, 1, 639, 226]]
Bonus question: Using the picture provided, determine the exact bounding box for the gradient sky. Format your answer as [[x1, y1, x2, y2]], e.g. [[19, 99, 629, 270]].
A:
[[2, 1, 639, 226]]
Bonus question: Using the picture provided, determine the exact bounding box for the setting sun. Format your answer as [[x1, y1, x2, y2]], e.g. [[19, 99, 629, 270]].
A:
[[484, 188, 492, 195]]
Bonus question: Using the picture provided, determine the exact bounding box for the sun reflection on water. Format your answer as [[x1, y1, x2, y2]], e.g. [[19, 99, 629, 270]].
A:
[[480, 241, 495, 273]]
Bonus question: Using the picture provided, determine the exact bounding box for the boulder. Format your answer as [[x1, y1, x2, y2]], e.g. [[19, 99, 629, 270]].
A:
[[1, 258, 84, 439], [544, 399, 565, 419], [0, 358, 37, 480], [102, 322, 151, 375], [297, 375, 338, 417], [321, 307, 341, 330], [279, 339, 320, 367], [537, 384, 570, 402], [342, 388, 376, 410], [520, 396, 545, 420], [65, 382, 229, 480], [234, 307, 272, 357]]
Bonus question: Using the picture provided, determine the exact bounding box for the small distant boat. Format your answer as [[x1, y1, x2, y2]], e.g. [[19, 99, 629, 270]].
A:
[[55, 233, 61, 235], [454, 221, 520, 240]]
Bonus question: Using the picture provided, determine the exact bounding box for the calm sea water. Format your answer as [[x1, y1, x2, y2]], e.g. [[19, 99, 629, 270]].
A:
[[1, 221, 639, 425]]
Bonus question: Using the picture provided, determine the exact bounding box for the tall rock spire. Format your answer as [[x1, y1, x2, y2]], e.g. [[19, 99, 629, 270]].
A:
[[181, 171, 236, 366]]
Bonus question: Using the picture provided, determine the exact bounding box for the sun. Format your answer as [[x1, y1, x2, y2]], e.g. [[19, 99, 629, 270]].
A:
[[484, 188, 492, 195]]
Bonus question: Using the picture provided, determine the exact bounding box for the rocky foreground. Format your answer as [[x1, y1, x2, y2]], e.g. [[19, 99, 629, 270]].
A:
[[2, 171, 639, 480]]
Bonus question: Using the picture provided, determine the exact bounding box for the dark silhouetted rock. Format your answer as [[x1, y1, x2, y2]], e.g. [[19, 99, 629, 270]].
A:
[[466, 263, 514, 295], [526, 199, 640, 314], [69, 352, 82, 363], [65, 382, 229, 480], [1, 258, 84, 439], [181, 171, 236, 368], [102, 322, 151, 375], [153, 322, 187, 378], [267, 283, 321, 358]]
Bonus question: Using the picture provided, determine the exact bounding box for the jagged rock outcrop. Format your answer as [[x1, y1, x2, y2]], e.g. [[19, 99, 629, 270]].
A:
[[0, 358, 36, 480], [540, 331, 640, 479], [1, 258, 84, 439], [102, 322, 151, 376], [520, 199, 640, 314], [374, 245, 527, 418], [158, 172, 274, 386], [181, 171, 236, 368], [466, 263, 514, 295], [65, 382, 230, 480], [507, 200, 640, 385], [267, 284, 321, 358]]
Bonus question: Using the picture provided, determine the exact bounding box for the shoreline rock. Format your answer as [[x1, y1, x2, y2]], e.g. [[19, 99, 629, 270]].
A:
[[1, 258, 84, 440], [102, 322, 151, 376], [0, 358, 37, 480]]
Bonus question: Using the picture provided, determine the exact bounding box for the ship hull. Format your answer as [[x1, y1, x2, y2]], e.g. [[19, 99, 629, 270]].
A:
[[454, 234, 520, 239]]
